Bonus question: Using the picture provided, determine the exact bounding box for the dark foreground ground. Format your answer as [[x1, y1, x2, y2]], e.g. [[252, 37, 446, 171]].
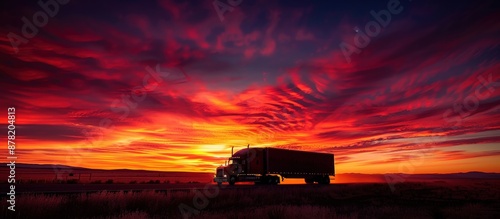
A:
[[2, 180, 500, 219]]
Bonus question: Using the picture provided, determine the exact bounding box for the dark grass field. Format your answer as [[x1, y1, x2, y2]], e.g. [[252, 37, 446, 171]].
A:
[[2, 180, 500, 219]]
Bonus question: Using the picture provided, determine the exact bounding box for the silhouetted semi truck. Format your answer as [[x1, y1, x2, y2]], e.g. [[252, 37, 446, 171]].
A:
[[214, 145, 334, 185]]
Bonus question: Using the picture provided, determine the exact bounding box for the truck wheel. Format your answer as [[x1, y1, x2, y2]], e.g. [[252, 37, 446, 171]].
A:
[[319, 176, 330, 185], [324, 176, 330, 184], [305, 178, 314, 184], [229, 176, 236, 185], [269, 176, 279, 185]]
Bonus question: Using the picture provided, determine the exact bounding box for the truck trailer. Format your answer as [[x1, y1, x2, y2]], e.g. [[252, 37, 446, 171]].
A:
[[214, 145, 335, 185]]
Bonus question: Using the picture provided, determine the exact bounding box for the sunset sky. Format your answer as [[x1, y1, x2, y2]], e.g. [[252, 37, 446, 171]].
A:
[[1, 0, 499, 174]]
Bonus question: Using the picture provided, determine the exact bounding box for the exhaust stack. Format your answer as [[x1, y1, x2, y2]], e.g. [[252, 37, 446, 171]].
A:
[[247, 144, 250, 161], [246, 144, 250, 173]]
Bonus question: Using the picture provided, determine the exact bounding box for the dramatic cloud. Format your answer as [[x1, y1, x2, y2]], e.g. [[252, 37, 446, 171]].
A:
[[1, 0, 499, 173]]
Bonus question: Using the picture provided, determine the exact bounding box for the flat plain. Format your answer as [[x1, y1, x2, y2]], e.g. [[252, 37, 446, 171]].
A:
[[2, 180, 500, 219]]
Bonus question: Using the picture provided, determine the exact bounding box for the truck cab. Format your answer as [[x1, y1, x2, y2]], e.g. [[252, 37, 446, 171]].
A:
[[214, 146, 282, 186], [214, 156, 246, 185]]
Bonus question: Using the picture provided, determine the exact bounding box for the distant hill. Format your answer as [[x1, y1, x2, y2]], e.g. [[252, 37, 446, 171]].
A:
[[334, 172, 500, 183], [0, 163, 209, 174], [0, 163, 213, 183], [2, 163, 499, 183]]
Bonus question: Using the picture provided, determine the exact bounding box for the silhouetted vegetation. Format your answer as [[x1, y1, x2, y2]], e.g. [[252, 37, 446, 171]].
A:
[[65, 179, 79, 184], [2, 181, 499, 218]]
